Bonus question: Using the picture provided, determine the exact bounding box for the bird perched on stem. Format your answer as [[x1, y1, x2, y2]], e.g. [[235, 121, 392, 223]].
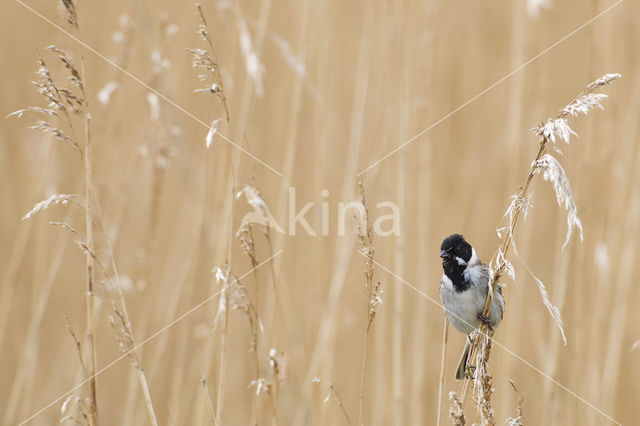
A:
[[439, 234, 504, 379]]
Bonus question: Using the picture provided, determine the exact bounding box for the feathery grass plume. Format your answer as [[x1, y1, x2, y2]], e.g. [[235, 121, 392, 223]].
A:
[[533, 153, 582, 249], [21, 194, 83, 220], [312, 377, 352, 425], [463, 73, 621, 418], [8, 51, 86, 155], [188, 3, 230, 128], [448, 392, 466, 425], [355, 182, 382, 426], [506, 380, 524, 426]]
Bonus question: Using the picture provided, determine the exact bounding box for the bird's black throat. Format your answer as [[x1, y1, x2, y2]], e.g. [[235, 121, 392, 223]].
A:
[[443, 259, 471, 292]]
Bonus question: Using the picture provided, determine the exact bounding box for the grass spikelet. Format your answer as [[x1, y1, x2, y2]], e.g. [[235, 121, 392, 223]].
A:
[[312, 377, 352, 425], [22, 194, 82, 220], [59, 0, 78, 29]]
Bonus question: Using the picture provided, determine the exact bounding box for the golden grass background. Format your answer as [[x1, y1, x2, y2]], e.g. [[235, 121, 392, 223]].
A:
[[1, 0, 639, 424]]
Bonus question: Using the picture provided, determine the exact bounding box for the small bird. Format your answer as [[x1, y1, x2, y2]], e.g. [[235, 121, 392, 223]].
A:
[[439, 234, 504, 380]]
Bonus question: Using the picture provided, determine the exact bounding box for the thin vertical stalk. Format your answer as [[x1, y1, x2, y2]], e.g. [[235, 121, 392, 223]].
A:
[[79, 42, 99, 425], [436, 319, 448, 426]]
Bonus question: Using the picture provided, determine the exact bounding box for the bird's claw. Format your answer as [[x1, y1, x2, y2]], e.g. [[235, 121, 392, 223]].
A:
[[477, 313, 491, 326], [464, 364, 476, 379]]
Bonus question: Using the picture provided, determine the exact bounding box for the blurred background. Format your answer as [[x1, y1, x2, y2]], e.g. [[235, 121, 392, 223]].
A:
[[1, 0, 638, 424]]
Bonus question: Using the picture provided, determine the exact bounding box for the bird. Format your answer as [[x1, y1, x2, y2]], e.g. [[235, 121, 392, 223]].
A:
[[439, 234, 504, 380]]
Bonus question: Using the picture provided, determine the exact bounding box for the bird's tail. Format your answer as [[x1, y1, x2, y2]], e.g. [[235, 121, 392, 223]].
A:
[[455, 338, 471, 380]]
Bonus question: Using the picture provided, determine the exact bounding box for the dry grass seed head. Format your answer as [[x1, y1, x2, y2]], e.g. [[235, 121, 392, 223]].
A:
[[22, 193, 83, 220], [506, 380, 525, 426], [60, 395, 91, 425], [59, 0, 78, 29], [107, 299, 141, 370], [312, 377, 352, 425], [472, 331, 495, 425], [448, 391, 466, 425]]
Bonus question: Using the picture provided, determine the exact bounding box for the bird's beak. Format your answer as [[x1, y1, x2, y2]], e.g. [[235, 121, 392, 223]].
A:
[[440, 250, 450, 259]]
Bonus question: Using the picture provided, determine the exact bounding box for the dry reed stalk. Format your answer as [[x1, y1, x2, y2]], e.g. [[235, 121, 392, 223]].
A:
[[0, 164, 49, 351], [140, 17, 179, 296], [393, 19, 409, 418], [541, 218, 571, 419], [75, 192, 161, 426], [408, 2, 438, 423], [236, 226, 262, 425], [392, 157, 406, 426], [3, 213, 71, 424], [436, 319, 449, 426], [56, 3, 98, 421], [229, 0, 270, 144], [237, 212, 281, 425], [62, 319, 93, 425], [463, 73, 621, 421], [201, 374, 219, 426], [186, 8, 241, 422], [94, 203, 159, 426], [214, 263, 231, 426], [107, 298, 158, 426], [128, 193, 204, 424], [599, 136, 640, 414], [355, 183, 382, 426], [499, 7, 527, 418], [594, 70, 640, 417], [10, 2, 101, 421], [213, 264, 267, 425]]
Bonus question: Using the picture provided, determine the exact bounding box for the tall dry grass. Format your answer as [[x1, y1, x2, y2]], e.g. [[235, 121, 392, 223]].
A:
[[1, 0, 639, 425]]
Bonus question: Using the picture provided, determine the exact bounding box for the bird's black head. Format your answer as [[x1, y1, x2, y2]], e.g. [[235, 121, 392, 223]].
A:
[[440, 234, 473, 263], [440, 234, 474, 291]]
